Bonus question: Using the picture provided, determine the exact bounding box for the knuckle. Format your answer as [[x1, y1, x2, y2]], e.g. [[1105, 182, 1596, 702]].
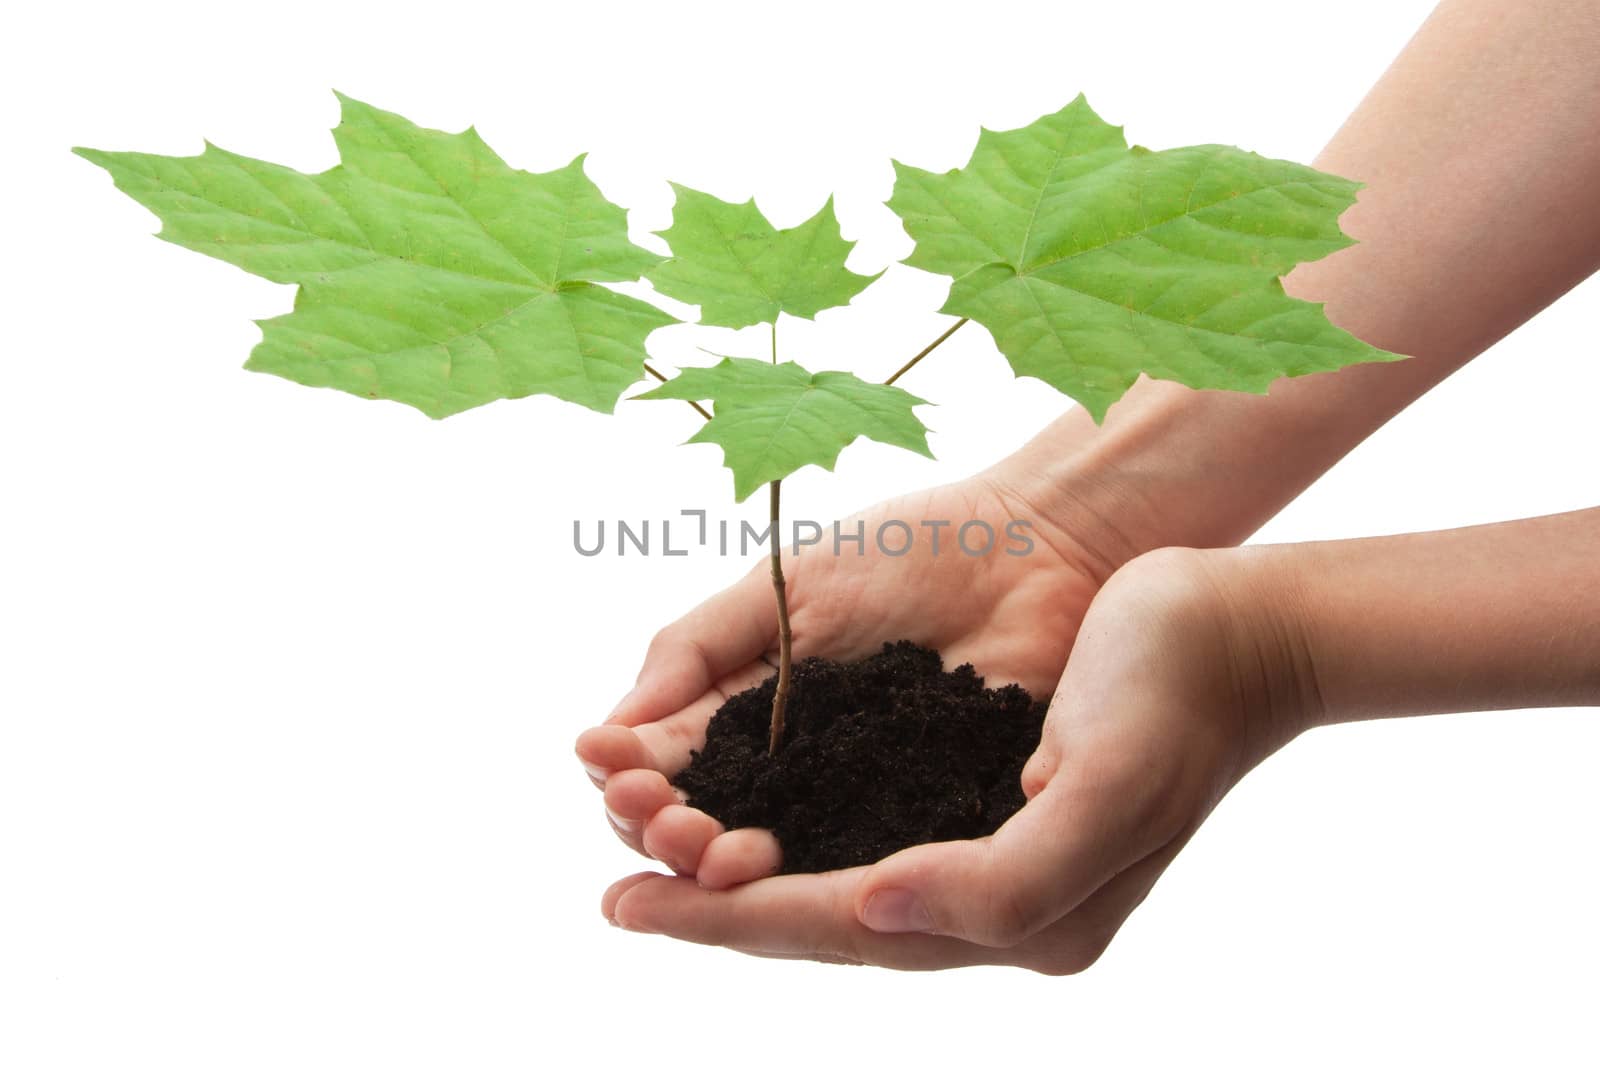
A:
[[987, 909, 1035, 949], [1019, 760, 1053, 800], [977, 882, 1041, 948], [644, 625, 682, 661], [1147, 800, 1192, 845], [1031, 952, 1089, 977], [1032, 934, 1113, 977]]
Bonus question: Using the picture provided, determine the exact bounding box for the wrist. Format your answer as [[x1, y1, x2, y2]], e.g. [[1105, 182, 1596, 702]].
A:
[[1224, 513, 1600, 726], [981, 409, 1156, 584], [984, 361, 1432, 579], [1128, 545, 1326, 767], [983, 388, 1296, 584]]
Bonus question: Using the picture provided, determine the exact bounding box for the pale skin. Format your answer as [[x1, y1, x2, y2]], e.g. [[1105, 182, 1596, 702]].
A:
[[575, 0, 1600, 971]]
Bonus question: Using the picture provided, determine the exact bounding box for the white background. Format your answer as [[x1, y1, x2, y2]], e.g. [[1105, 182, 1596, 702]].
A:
[[5, 0, 1598, 1062]]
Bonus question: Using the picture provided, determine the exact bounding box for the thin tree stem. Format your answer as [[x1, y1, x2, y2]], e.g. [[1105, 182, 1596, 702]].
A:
[[883, 317, 969, 386], [766, 320, 792, 757], [642, 361, 710, 421], [767, 478, 792, 757]]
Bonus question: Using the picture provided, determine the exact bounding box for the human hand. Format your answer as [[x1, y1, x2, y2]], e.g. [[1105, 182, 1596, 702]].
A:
[[595, 501, 1600, 970], [574, 461, 1113, 891], [594, 546, 1308, 971]]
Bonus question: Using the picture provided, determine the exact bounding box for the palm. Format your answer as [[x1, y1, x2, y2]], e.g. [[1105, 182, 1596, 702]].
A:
[[576, 473, 1104, 885], [595, 548, 1265, 972], [780, 480, 1097, 693]]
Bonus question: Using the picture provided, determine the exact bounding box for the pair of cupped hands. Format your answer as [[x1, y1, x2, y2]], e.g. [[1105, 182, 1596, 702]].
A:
[[576, 463, 1287, 973]]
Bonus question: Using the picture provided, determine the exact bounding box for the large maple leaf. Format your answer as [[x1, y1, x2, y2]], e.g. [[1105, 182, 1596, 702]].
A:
[[76, 94, 675, 417], [888, 96, 1402, 420], [637, 357, 932, 500]]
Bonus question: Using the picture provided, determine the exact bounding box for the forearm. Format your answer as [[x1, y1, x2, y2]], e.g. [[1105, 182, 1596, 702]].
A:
[[1229, 508, 1600, 730], [995, 0, 1600, 571]]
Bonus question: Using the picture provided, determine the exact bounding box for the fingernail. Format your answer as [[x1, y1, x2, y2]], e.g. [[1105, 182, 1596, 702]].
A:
[[605, 806, 641, 835], [861, 889, 934, 934], [613, 910, 653, 934], [579, 759, 608, 785], [672, 787, 689, 804]]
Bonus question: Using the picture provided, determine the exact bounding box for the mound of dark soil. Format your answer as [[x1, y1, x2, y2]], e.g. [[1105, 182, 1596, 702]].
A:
[[672, 641, 1046, 874]]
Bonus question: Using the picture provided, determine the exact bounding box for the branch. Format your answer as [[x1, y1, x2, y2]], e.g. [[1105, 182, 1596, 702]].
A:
[[642, 362, 711, 421], [883, 318, 969, 386]]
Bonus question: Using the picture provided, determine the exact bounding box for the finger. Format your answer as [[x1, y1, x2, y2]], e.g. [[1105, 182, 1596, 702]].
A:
[[575, 725, 656, 788], [631, 659, 775, 777], [583, 659, 776, 787], [1019, 743, 1058, 800], [695, 827, 782, 890], [609, 869, 1016, 971], [609, 568, 776, 727], [601, 872, 660, 925], [1009, 841, 1182, 976], [853, 765, 1173, 948], [642, 805, 724, 877], [607, 837, 1185, 973], [603, 768, 685, 825], [603, 768, 685, 853]]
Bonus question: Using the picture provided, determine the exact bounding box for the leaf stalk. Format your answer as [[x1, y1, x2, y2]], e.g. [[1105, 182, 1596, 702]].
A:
[[642, 362, 711, 421], [884, 317, 969, 386]]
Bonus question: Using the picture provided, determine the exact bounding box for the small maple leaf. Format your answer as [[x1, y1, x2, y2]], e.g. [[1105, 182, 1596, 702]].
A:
[[637, 357, 932, 500], [646, 185, 880, 329]]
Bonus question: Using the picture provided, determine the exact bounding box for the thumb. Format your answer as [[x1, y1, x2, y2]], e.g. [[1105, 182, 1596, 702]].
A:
[[853, 766, 1164, 948], [608, 564, 777, 726]]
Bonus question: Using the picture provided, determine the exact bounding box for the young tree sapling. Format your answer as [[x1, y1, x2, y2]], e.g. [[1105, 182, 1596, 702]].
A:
[[76, 93, 1399, 773]]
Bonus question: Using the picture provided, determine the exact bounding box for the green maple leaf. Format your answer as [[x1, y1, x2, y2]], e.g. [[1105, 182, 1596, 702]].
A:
[[888, 95, 1403, 421], [637, 357, 932, 500], [646, 185, 880, 329], [76, 94, 675, 417]]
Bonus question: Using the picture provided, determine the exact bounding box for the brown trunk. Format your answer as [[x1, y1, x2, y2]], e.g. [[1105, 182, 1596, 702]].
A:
[[768, 478, 792, 756]]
